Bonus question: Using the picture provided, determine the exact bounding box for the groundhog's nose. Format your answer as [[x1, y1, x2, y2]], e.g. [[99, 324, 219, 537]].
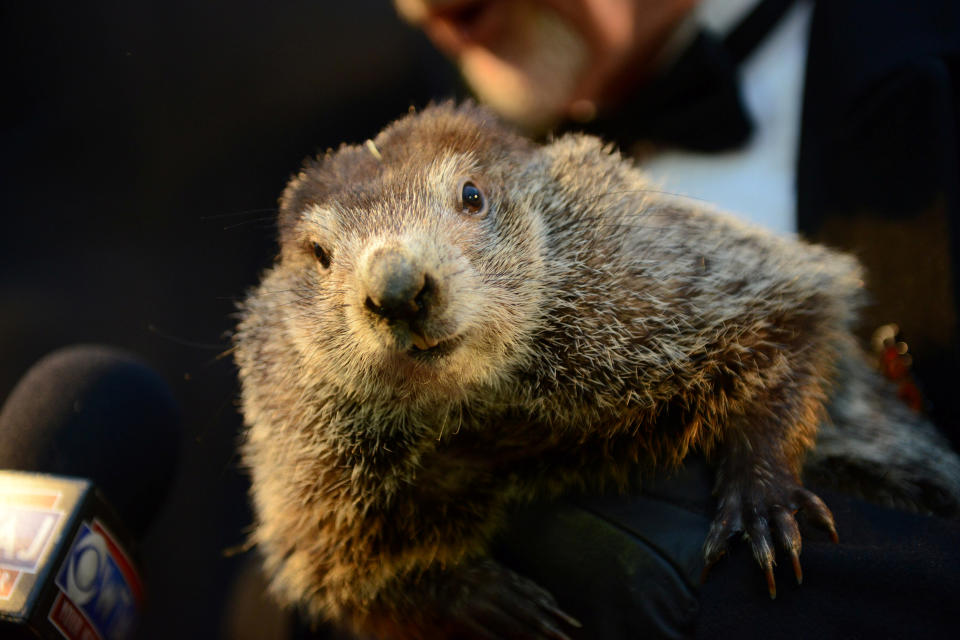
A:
[[362, 248, 433, 322]]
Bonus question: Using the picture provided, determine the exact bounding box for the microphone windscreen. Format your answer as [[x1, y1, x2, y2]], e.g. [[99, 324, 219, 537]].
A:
[[0, 345, 181, 538]]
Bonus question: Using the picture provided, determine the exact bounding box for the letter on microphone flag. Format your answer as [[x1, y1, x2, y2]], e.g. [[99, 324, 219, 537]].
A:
[[0, 471, 142, 640]]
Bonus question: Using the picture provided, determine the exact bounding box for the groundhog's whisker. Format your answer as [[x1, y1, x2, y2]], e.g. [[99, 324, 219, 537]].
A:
[[147, 323, 229, 350], [255, 287, 318, 297], [219, 216, 278, 231], [276, 302, 350, 323], [200, 207, 280, 220], [579, 188, 714, 206]]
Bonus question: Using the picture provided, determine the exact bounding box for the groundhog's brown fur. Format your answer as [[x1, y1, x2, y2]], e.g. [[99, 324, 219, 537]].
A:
[[234, 102, 960, 638]]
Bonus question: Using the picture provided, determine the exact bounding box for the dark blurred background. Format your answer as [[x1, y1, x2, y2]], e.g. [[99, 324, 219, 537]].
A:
[[0, 1, 457, 636]]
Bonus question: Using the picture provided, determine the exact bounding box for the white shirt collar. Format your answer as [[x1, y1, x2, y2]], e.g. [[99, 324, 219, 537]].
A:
[[654, 0, 763, 69], [693, 0, 762, 34]]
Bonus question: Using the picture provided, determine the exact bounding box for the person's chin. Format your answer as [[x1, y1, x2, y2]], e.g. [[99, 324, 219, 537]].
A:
[[455, 9, 590, 132], [456, 50, 561, 131]]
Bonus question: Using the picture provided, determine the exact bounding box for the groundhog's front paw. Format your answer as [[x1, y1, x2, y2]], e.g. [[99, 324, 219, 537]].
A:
[[436, 558, 581, 640], [702, 470, 838, 598]]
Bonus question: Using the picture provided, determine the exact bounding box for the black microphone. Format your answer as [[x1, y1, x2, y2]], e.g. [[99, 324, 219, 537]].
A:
[[0, 345, 180, 639]]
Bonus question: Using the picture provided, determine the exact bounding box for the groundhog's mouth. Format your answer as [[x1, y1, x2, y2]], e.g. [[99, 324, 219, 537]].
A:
[[407, 334, 463, 360]]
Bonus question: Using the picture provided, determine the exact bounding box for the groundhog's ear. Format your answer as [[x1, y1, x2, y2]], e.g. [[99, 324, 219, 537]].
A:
[[277, 157, 326, 248], [541, 133, 621, 172], [277, 144, 381, 246], [538, 133, 630, 193]]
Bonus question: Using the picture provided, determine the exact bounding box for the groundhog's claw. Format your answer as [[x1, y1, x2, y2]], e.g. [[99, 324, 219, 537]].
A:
[[440, 559, 581, 639], [789, 548, 802, 584], [793, 487, 839, 542], [702, 474, 837, 599]]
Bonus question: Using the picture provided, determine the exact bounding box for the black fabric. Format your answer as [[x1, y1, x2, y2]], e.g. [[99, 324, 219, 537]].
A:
[[696, 490, 960, 639], [493, 459, 960, 640], [493, 498, 706, 639]]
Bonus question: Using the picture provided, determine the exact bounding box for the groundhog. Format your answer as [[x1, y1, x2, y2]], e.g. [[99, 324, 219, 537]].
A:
[[234, 102, 960, 639]]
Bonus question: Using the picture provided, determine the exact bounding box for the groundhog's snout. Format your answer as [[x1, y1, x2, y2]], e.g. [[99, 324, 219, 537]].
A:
[[361, 247, 436, 333]]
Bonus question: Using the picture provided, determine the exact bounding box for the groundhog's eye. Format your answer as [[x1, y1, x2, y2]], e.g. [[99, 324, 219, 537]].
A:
[[459, 180, 487, 216], [312, 242, 331, 269]]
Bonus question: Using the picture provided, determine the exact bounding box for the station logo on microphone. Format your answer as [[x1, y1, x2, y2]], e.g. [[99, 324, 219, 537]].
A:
[[48, 520, 144, 640]]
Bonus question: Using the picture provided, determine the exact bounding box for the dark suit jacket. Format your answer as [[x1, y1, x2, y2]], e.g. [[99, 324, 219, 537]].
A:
[[799, 0, 960, 445]]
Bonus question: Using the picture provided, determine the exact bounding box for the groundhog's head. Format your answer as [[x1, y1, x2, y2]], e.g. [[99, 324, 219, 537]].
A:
[[272, 103, 551, 401]]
